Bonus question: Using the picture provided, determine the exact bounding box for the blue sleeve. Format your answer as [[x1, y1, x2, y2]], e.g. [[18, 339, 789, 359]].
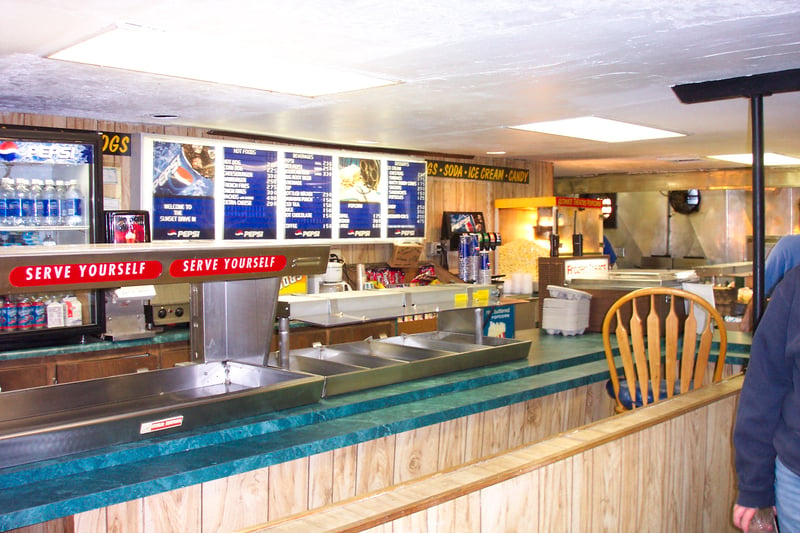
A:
[[603, 236, 617, 265], [765, 236, 800, 297], [765, 239, 790, 296], [734, 267, 797, 507]]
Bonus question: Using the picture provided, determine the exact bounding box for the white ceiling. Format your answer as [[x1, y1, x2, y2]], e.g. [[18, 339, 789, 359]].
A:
[[1, 0, 799, 177]]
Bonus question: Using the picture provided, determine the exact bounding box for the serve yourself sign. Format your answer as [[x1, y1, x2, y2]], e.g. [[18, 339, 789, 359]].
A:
[[0, 243, 329, 294], [9, 255, 288, 288]]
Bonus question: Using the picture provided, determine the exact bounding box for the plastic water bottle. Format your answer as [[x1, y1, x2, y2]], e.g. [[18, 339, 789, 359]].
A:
[[29, 179, 43, 226], [14, 178, 30, 226], [55, 180, 66, 224], [0, 178, 14, 226], [747, 507, 778, 532], [42, 179, 60, 226], [64, 180, 83, 227]]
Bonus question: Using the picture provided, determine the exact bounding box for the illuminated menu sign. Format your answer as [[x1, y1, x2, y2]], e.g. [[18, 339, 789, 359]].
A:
[[223, 147, 278, 239], [284, 152, 333, 239], [387, 160, 426, 237], [338, 157, 381, 239], [151, 141, 216, 240]]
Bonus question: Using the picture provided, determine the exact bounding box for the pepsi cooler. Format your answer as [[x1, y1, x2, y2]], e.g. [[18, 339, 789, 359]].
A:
[[0, 125, 105, 348]]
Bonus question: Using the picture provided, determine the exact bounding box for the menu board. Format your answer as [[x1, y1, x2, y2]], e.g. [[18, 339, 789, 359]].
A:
[[151, 141, 215, 240], [284, 152, 333, 239], [338, 157, 382, 238], [387, 160, 426, 237], [140, 135, 427, 242], [223, 147, 278, 239]]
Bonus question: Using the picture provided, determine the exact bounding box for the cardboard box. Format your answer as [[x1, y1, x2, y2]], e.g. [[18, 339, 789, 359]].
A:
[[388, 242, 423, 268]]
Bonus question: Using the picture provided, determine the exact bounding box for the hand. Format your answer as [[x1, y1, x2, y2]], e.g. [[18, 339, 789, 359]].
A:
[[733, 504, 757, 532]]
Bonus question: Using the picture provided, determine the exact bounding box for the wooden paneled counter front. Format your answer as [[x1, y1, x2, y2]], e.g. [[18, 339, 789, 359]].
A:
[[0, 329, 748, 532]]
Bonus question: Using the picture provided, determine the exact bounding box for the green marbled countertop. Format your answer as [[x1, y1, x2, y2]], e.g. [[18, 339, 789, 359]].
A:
[[0, 328, 750, 531]]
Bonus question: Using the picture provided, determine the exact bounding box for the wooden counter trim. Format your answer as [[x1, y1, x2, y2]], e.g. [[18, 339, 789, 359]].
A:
[[245, 374, 743, 532]]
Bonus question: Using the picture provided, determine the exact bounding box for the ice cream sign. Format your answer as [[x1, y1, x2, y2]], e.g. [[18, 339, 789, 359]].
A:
[[10, 261, 163, 287]]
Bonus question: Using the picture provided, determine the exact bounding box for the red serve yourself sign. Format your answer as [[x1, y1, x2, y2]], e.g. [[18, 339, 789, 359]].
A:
[[9, 261, 163, 287], [169, 255, 287, 277]]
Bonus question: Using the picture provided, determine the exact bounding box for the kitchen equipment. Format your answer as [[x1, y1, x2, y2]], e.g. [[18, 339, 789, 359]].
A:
[[145, 283, 191, 327], [322, 253, 344, 282], [319, 281, 350, 293], [103, 285, 156, 340]]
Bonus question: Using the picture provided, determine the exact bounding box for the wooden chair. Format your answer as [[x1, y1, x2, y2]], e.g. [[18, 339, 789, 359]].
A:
[[602, 286, 727, 412]]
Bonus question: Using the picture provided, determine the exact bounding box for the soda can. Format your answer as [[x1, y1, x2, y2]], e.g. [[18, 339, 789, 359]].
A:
[[478, 250, 491, 284], [458, 234, 471, 281], [479, 250, 490, 270], [32, 296, 46, 328], [468, 234, 479, 282], [2, 296, 17, 330], [16, 296, 33, 329]]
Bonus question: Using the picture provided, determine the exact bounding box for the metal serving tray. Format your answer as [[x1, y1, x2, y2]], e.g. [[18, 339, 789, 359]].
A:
[[0, 362, 324, 469], [272, 332, 531, 397]]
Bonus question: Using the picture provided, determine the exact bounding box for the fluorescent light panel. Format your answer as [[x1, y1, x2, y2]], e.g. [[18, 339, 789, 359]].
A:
[[510, 116, 684, 143], [708, 153, 800, 166], [49, 23, 398, 98]]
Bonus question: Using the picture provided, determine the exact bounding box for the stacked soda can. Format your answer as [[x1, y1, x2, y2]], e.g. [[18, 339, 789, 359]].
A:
[[469, 234, 480, 283], [478, 250, 492, 284], [458, 234, 471, 282], [1, 294, 58, 331]]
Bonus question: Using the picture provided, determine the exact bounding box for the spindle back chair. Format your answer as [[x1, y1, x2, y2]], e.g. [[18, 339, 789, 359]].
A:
[[602, 286, 727, 412]]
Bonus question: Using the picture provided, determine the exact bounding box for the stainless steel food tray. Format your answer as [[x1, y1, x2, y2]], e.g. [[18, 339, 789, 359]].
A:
[[0, 362, 324, 469], [272, 331, 532, 397]]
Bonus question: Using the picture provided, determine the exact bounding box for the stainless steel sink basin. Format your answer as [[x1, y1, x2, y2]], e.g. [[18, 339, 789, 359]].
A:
[[0, 361, 324, 469]]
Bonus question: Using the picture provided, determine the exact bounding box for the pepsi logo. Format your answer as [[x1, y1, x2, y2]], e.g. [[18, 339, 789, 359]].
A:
[[0, 141, 19, 161]]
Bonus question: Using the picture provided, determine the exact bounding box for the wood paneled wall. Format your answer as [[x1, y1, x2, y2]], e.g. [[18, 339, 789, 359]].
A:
[[10, 382, 611, 533], [0, 113, 554, 266], [243, 375, 743, 533]]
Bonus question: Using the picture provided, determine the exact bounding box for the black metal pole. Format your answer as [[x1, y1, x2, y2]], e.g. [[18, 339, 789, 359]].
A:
[[751, 95, 766, 328]]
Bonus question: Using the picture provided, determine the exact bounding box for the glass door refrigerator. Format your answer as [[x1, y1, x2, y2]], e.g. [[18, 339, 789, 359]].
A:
[[0, 125, 104, 348]]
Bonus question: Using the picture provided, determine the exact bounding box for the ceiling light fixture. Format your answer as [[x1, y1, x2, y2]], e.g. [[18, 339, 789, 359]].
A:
[[509, 116, 684, 143], [48, 23, 399, 98], [486, 151, 506, 155], [708, 153, 800, 166]]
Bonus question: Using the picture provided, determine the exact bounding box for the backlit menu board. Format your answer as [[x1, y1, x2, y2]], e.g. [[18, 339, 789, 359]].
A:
[[223, 147, 278, 239], [284, 152, 333, 239], [387, 160, 426, 237], [151, 141, 215, 240], [339, 157, 381, 239], [139, 134, 428, 243]]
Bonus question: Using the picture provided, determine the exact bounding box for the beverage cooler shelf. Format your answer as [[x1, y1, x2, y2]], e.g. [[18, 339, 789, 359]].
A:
[[1, 224, 90, 232]]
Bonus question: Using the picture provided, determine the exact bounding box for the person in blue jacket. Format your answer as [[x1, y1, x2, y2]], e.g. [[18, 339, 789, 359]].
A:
[[733, 263, 800, 531], [764, 234, 800, 296], [602, 235, 617, 267]]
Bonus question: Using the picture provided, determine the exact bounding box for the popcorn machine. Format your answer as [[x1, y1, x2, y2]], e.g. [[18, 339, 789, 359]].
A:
[[494, 196, 604, 285]]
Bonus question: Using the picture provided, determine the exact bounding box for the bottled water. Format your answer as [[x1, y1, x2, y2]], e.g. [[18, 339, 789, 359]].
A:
[[42, 179, 60, 226], [64, 180, 83, 226], [29, 179, 43, 226], [55, 180, 66, 225], [14, 178, 30, 226], [0, 178, 14, 226]]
